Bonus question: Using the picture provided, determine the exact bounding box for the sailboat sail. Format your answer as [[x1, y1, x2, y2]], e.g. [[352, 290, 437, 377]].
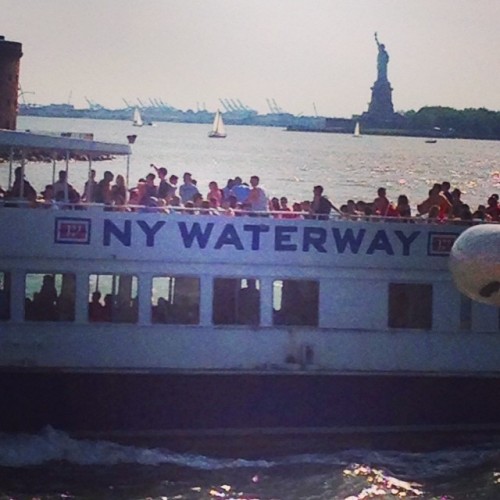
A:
[[353, 121, 361, 138], [133, 108, 143, 127], [208, 110, 227, 138]]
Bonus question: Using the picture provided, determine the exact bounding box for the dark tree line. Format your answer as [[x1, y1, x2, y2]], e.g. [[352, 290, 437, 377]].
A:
[[403, 106, 500, 140]]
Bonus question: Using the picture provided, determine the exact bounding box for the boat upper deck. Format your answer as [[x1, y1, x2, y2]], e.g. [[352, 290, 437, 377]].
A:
[[0, 202, 473, 273], [0, 128, 492, 275], [0, 129, 131, 157]]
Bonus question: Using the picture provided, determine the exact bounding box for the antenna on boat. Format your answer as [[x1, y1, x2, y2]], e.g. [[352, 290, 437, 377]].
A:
[[19, 149, 26, 198], [8, 147, 13, 189], [64, 150, 70, 203], [87, 155, 93, 204], [51, 153, 56, 185], [125, 135, 137, 186]]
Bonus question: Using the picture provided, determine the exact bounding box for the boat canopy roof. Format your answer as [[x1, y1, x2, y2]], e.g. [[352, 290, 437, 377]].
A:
[[0, 130, 131, 158]]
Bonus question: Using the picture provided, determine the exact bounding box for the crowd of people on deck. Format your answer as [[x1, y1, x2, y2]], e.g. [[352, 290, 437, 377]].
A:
[[1, 164, 500, 222], [337, 182, 500, 222], [0, 165, 337, 218]]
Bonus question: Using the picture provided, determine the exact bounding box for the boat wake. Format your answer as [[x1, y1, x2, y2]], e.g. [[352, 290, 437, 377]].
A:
[[0, 427, 499, 480]]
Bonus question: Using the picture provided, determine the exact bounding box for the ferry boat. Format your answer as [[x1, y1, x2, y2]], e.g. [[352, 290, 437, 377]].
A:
[[0, 129, 499, 440]]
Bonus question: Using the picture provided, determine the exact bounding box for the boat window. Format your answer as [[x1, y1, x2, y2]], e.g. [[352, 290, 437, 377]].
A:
[[388, 283, 433, 329], [0, 272, 11, 320], [213, 278, 260, 325], [25, 273, 75, 321], [88, 274, 138, 323], [152, 276, 200, 324], [273, 279, 319, 326]]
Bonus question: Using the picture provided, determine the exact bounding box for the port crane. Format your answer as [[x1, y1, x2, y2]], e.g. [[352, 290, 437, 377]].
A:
[[237, 99, 251, 111], [219, 99, 234, 112], [219, 98, 255, 114], [266, 98, 281, 114], [18, 86, 35, 105], [84, 97, 104, 110]]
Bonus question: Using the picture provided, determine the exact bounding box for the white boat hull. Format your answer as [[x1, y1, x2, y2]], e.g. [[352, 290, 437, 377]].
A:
[[0, 199, 499, 437]]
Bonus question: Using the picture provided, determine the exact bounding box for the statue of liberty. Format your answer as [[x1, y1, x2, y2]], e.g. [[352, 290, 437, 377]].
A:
[[374, 32, 389, 81], [365, 31, 395, 121]]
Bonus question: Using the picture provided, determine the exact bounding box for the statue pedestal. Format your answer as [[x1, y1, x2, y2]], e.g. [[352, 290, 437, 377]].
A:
[[361, 78, 403, 128], [368, 79, 394, 118]]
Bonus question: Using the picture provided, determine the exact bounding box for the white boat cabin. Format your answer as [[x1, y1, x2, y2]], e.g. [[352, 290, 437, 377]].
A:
[[0, 204, 499, 374], [0, 130, 499, 377]]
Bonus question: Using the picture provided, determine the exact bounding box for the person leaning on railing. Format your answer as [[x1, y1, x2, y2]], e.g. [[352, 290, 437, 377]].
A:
[[311, 185, 338, 220], [5, 167, 37, 206]]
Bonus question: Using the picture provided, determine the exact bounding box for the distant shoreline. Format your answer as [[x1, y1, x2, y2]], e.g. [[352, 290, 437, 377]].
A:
[[18, 105, 500, 141]]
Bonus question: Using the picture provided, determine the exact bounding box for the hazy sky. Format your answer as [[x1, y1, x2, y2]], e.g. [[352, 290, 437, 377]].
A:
[[3, 0, 500, 117]]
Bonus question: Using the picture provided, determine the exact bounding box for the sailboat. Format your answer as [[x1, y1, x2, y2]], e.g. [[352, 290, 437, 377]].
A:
[[353, 121, 362, 138], [132, 108, 143, 127], [208, 109, 227, 138]]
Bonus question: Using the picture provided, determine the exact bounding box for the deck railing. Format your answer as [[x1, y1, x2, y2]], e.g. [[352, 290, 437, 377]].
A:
[[0, 198, 494, 226]]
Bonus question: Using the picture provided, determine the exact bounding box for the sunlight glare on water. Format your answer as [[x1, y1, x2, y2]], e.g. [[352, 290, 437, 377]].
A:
[[5, 116, 500, 214]]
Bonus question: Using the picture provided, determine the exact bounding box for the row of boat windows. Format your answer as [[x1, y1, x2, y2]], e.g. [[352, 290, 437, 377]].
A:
[[0, 272, 319, 327], [0, 271, 478, 330]]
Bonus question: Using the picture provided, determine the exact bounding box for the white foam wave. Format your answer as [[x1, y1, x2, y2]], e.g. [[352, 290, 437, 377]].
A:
[[0, 427, 274, 468], [0, 427, 499, 478]]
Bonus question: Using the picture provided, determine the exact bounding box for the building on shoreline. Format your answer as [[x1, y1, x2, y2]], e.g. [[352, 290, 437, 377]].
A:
[[0, 35, 22, 130]]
